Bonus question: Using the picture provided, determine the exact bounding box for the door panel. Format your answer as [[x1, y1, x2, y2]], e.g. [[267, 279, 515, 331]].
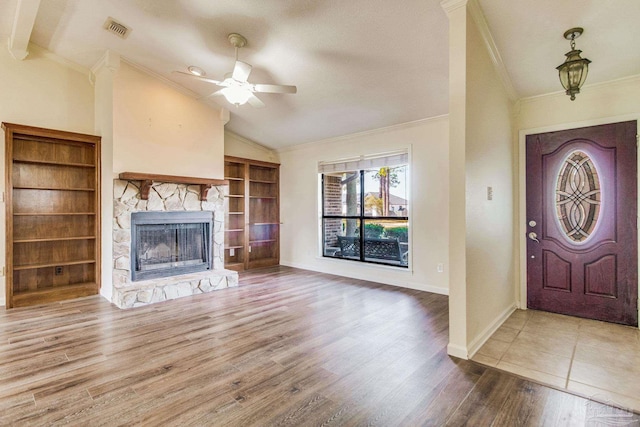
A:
[[526, 121, 637, 326]]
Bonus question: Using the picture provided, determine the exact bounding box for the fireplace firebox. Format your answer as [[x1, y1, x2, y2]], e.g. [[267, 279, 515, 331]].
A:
[[131, 211, 213, 281]]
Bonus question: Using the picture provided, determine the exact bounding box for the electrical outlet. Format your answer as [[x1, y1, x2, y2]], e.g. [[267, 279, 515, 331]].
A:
[[55, 266, 63, 275], [230, 248, 235, 256], [437, 263, 444, 273]]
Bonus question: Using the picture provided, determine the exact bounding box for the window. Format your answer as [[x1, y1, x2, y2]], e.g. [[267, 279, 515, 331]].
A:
[[320, 151, 409, 267]]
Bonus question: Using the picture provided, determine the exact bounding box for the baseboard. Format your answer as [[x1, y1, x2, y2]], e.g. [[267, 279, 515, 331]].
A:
[[279, 260, 449, 295], [447, 343, 469, 359], [467, 302, 517, 358]]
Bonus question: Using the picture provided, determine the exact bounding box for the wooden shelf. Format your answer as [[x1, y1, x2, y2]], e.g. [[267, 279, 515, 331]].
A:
[[226, 229, 243, 232], [14, 236, 96, 243], [250, 179, 277, 184], [224, 177, 244, 181], [14, 186, 95, 191], [14, 259, 96, 271], [224, 262, 244, 271], [225, 246, 244, 250], [14, 212, 96, 216], [250, 196, 277, 199], [119, 172, 228, 201], [13, 159, 95, 168], [228, 212, 244, 215], [251, 223, 280, 226], [250, 239, 277, 244], [12, 282, 99, 308], [4, 122, 102, 308], [225, 195, 244, 198]]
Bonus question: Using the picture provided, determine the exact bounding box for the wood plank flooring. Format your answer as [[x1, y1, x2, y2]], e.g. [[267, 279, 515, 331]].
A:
[[0, 266, 636, 426]]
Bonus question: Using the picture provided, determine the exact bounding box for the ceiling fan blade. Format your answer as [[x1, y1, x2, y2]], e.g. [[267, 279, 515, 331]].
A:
[[232, 61, 252, 82], [247, 93, 265, 108], [253, 84, 297, 94], [172, 71, 223, 86]]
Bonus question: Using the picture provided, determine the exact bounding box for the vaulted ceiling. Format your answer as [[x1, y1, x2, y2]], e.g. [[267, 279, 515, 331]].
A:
[[1, 0, 639, 149]]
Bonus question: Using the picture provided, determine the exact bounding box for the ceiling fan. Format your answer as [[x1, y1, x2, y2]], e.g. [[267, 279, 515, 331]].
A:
[[174, 33, 297, 108]]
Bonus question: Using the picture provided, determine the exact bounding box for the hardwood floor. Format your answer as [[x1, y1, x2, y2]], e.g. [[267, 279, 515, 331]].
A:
[[0, 266, 636, 426]]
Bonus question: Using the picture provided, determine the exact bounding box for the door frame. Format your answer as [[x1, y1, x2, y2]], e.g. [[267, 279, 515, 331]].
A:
[[518, 113, 640, 326]]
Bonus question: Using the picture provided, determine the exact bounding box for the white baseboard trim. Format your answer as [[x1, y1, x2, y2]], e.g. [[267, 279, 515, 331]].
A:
[[279, 260, 449, 295], [447, 343, 469, 359], [467, 302, 517, 359]]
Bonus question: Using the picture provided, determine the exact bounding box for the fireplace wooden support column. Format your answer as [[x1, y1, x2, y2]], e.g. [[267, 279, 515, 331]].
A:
[[118, 172, 228, 201]]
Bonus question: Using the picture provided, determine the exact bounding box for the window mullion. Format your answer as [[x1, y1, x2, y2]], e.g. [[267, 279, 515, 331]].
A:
[[359, 170, 365, 262]]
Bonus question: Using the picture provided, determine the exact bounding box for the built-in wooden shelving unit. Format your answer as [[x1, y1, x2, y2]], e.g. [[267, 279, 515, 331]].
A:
[[224, 156, 280, 271], [4, 122, 101, 308]]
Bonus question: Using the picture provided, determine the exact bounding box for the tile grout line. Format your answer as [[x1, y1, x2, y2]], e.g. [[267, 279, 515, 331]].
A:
[[494, 312, 528, 365], [564, 319, 581, 389]]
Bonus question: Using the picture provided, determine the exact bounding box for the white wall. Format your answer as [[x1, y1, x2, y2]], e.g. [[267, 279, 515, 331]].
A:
[[112, 62, 225, 178], [225, 131, 279, 163], [445, 0, 516, 358], [277, 117, 450, 294], [464, 12, 516, 352], [0, 44, 95, 306]]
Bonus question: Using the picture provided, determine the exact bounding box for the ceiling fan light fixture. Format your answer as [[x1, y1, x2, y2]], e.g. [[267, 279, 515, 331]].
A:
[[187, 66, 205, 77], [221, 86, 251, 106], [556, 27, 591, 101]]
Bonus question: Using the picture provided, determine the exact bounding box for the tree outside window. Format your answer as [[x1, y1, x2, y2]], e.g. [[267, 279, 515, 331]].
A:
[[322, 164, 408, 267]]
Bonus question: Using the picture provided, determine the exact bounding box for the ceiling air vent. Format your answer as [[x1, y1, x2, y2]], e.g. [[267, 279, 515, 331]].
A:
[[103, 17, 131, 39]]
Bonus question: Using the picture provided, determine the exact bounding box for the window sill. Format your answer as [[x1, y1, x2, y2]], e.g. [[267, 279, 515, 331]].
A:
[[316, 255, 412, 273]]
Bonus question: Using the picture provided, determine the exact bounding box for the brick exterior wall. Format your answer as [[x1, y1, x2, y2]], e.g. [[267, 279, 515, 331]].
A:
[[323, 175, 342, 250]]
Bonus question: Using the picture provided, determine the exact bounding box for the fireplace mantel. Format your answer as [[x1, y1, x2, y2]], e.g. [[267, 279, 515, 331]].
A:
[[119, 172, 229, 201]]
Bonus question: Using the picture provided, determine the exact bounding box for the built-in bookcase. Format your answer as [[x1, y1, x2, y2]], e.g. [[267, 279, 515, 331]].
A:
[[224, 156, 279, 271], [4, 123, 101, 308]]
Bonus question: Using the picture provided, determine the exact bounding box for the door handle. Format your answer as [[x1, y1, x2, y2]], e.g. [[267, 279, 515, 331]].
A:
[[528, 232, 540, 243]]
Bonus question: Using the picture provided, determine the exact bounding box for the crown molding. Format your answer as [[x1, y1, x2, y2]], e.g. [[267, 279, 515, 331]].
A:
[[519, 73, 640, 106], [119, 57, 199, 97], [225, 130, 274, 153], [276, 114, 449, 153], [26, 42, 91, 77], [91, 49, 120, 75], [468, 0, 518, 101], [441, 0, 468, 14], [220, 109, 230, 125]]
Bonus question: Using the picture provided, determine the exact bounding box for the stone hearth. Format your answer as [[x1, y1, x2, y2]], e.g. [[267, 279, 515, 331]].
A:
[[112, 180, 238, 308]]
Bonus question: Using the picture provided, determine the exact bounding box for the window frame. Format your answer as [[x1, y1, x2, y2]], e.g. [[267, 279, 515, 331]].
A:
[[321, 168, 409, 268]]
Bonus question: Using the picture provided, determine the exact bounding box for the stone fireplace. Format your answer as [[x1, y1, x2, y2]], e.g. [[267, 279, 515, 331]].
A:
[[112, 179, 238, 308]]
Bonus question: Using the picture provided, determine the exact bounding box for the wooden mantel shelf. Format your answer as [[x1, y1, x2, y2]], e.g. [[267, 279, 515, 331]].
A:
[[119, 172, 229, 201]]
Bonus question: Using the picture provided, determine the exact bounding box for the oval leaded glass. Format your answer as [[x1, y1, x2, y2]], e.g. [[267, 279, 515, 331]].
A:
[[556, 150, 601, 243]]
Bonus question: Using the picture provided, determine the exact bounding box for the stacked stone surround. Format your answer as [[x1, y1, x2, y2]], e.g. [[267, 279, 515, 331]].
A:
[[113, 180, 238, 309]]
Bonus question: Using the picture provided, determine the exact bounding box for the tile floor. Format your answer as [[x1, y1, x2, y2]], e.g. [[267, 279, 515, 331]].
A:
[[473, 309, 640, 413]]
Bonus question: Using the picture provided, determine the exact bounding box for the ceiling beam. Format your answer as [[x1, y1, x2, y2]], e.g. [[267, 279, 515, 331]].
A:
[[8, 0, 41, 60]]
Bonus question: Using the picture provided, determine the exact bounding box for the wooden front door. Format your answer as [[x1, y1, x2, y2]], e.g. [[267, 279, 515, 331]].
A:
[[526, 121, 638, 326]]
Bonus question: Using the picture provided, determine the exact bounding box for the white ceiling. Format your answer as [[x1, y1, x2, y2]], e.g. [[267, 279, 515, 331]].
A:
[[0, 0, 639, 149]]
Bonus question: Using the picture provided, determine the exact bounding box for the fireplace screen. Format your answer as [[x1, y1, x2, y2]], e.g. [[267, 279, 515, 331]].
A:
[[131, 211, 213, 281]]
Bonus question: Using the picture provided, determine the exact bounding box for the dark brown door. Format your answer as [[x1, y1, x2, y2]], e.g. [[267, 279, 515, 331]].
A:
[[526, 121, 638, 326]]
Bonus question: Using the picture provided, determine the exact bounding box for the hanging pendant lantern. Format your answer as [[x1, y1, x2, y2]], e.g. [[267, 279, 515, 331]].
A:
[[556, 27, 591, 101]]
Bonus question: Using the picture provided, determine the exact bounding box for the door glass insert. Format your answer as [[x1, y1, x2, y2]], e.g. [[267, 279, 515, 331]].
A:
[[556, 150, 601, 243]]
